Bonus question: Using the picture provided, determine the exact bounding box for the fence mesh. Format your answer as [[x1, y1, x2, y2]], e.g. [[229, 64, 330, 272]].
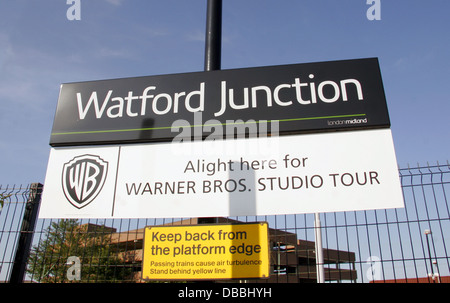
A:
[[1, 162, 449, 283]]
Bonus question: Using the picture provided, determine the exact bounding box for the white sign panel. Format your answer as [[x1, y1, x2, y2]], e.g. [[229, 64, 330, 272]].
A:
[[39, 129, 404, 218]]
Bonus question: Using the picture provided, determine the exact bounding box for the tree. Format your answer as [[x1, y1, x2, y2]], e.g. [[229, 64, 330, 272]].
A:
[[27, 219, 133, 282], [0, 193, 11, 210]]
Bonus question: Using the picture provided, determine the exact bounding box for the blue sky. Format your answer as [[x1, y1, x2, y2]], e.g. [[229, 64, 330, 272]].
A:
[[0, 0, 449, 185]]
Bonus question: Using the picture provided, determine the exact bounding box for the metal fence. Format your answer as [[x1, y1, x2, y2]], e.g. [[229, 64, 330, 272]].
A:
[[1, 162, 449, 283]]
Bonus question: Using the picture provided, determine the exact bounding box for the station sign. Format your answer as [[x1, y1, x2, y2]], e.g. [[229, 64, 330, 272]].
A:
[[40, 57, 404, 219], [141, 223, 270, 280], [49, 58, 390, 146], [39, 129, 404, 219]]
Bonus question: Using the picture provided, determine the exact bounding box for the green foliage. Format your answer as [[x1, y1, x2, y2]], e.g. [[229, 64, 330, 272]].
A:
[[0, 193, 11, 209], [27, 219, 133, 283]]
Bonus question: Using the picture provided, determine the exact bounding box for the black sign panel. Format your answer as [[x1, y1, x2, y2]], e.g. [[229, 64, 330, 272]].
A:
[[50, 58, 390, 146]]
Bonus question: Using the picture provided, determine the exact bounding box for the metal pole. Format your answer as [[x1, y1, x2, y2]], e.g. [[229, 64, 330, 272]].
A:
[[204, 0, 222, 71], [10, 183, 42, 283], [424, 229, 440, 283], [314, 213, 325, 283], [424, 230, 433, 282], [199, 0, 222, 225]]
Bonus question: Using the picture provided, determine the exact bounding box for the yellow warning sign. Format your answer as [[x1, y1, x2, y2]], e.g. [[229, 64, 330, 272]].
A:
[[142, 222, 269, 280]]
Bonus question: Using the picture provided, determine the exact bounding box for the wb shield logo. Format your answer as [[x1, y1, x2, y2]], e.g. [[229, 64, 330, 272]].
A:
[[62, 155, 108, 209]]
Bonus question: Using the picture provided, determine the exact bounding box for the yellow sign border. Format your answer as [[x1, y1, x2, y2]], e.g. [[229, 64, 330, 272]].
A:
[[141, 222, 270, 281]]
